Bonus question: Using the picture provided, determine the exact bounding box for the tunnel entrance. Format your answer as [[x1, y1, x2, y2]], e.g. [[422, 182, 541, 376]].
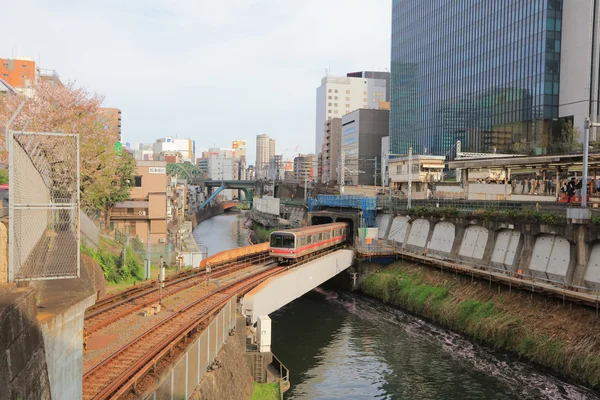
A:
[[311, 216, 334, 225]]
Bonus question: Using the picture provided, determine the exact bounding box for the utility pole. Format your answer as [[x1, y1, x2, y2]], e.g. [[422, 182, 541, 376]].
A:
[[407, 147, 413, 209], [583, 118, 600, 208], [374, 157, 378, 188], [340, 151, 345, 195]]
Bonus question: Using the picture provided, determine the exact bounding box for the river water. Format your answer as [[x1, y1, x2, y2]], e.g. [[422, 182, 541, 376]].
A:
[[194, 212, 599, 400]]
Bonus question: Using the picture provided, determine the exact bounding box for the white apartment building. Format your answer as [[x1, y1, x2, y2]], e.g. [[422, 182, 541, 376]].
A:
[[315, 71, 390, 156], [152, 137, 195, 162]]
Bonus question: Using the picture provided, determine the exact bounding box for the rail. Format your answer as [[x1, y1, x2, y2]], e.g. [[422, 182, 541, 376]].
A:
[[83, 266, 283, 399], [397, 250, 600, 312], [272, 353, 290, 399], [82, 244, 350, 398], [84, 252, 269, 337]]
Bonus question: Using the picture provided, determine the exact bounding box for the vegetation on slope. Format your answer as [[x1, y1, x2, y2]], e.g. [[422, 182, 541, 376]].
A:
[[81, 237, 143, 284], [250, 382, 280, 400], [360, 264, 600, 390]]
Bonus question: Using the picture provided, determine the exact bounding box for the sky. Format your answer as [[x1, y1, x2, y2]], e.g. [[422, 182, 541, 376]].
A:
[[2, 0, 391, 166]]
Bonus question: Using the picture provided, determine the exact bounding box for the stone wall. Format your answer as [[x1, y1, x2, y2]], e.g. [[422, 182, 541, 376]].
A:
[[189, 334, 254, 400], [0, 287, 51, 400]]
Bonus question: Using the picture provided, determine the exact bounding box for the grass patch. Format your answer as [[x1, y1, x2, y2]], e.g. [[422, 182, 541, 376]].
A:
[[82, 238, 144, 284], [253, 223, 277, 243], [359, 263, 600, 390], [251, 382, 280, 400]]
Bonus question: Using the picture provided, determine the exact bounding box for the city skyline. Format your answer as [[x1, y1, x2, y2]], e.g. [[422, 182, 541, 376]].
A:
[[1, 0, 390, 167]]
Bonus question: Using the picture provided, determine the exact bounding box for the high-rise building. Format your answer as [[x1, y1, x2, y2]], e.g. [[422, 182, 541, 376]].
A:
[[341, 109, 389, 186], [315, 71, 390, 156], [294, 154, 316, 181], [100, 108, 122, 141], [321, 118, 342, 185], [390, 1, 600, 156], [255, 134, 275, 179]]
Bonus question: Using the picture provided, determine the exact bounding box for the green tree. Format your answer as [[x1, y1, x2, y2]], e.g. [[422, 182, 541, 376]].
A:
[[549, 120, 582, 154], [0, 80, 135, 226], [0, 168, 7, 185]]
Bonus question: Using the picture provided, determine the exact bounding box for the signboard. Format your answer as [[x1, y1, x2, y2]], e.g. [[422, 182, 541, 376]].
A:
[[149, 167, 166, 174], [232, 140, 246, 149]]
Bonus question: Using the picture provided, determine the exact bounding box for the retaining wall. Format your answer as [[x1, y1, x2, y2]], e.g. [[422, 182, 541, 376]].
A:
[[375, 212, 600, 290], [191, 203, 224, 229], [0, 287, 51, 400], [143, 297, 239, 399]]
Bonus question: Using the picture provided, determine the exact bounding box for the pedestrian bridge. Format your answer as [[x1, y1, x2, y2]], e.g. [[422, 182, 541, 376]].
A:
[[242, 249, 355, 323]]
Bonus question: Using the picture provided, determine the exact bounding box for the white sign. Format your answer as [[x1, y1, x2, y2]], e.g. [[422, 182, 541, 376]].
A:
[[149, 167, 166, 174]]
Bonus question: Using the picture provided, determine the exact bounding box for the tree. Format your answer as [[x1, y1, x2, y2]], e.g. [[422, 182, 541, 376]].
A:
[[549, 120, 582, 154], [0, 80, 134, 225]]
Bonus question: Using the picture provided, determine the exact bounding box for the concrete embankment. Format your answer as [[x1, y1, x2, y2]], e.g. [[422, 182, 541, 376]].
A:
[[360, 262, 600, 390], [191, 203, 224, 229]]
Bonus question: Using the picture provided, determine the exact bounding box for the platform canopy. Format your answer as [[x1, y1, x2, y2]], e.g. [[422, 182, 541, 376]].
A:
[[448, 153, 600, 171]]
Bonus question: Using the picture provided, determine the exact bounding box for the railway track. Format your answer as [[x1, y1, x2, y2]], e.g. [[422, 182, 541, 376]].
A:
[[82, 266, 283, 400], [83, 245, 348, 399], [84, 252, 269, 336]]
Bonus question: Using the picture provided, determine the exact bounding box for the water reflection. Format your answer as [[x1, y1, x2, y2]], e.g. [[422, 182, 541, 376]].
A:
[[192, 211, 250, 255], [272, 290, 598, 400]]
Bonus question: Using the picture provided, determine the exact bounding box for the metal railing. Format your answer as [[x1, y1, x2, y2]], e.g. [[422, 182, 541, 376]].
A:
[[9, 130, 80, 281]]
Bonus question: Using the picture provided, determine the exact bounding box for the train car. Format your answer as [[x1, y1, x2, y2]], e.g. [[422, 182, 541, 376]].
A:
[[269, 222, 349, 264]]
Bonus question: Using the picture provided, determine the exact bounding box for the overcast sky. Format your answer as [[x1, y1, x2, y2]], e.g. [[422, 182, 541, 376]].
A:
[[3, 0, 391, 166]]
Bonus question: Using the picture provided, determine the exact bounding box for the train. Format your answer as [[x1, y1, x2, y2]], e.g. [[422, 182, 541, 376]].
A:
[[269, 222, 350, 264]]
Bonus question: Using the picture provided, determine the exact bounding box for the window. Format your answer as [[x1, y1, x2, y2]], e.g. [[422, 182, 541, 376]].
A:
[[334, 103, 338, 107], [328, 110, 332, 114], [334, 89, 338, 93], [363, 98, 367, 102], [134, 175, 142, 187], [2, 74, 7, 77], [346, 104, 350, 108], [328, 103, 332, 106], [328, 89, 332, 93], [328, 96, 332, 99], [363, 91, 367, 95], [270, 234, 295, 248], [396, 165, 402, 173], [346, 97, 350, 101], [334, 96, 338, 100], [21, 65, 27, 68], [307, 235, 313, 244], [334, 110, 338, 114]]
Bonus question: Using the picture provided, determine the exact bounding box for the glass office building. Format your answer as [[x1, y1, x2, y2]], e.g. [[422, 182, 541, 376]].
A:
[[390, 0, 563, 156]]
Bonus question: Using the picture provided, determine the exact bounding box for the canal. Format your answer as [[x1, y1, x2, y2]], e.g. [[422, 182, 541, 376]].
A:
[[194, 212, 599, 400]]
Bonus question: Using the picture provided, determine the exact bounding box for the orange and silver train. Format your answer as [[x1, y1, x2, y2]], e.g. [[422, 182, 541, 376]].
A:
[[269, 222, 350, 264]]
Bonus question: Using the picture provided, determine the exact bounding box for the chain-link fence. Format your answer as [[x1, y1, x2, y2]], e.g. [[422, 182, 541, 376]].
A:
[[8, 131, 80, 281]]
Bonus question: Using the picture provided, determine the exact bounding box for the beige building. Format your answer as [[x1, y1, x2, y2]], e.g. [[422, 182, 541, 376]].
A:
[[388, 155, 445, 199], [294, 154, 316, 181], [110, 161, 168, 245], [255, 134, 275, 179]]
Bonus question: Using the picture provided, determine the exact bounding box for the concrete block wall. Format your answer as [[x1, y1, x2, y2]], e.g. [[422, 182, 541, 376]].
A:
[[379, 211, 600, 290], [39, 294, 95, 400], [145, 297, 237, 399], [0, 287, 51, 400]]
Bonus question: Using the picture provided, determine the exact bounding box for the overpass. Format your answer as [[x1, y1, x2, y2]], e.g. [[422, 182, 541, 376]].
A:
[[199, 180, 256, 209]]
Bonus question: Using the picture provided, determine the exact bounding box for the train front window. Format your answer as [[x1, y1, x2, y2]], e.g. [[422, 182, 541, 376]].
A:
[[281, 235, 295, 248], [271, 234, 295, 248]]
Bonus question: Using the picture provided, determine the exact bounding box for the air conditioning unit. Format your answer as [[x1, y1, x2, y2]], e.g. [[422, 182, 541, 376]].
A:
[[158, 238, 166, 243], [139, 210, 147, 216]]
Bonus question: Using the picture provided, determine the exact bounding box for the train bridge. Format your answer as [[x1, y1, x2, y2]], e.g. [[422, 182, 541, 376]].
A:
[[79, 240, 354, 399]]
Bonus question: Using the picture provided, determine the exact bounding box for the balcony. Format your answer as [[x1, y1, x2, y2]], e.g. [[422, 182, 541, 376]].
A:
[[110, 201, 150, 220]]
